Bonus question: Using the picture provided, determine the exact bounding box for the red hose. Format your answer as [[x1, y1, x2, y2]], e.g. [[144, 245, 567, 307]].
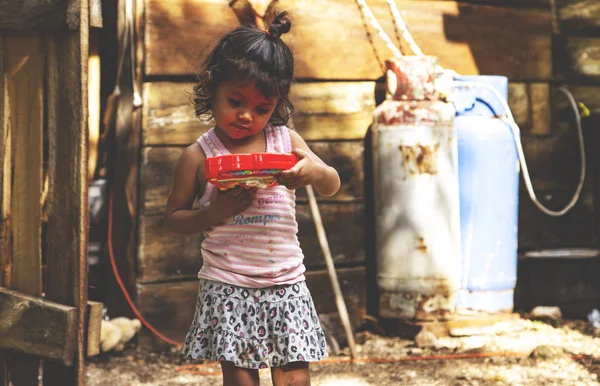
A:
[[108, 190, 184, 347]]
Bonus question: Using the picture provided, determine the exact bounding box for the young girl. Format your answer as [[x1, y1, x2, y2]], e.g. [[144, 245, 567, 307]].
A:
[[165, 12, 340, 386]]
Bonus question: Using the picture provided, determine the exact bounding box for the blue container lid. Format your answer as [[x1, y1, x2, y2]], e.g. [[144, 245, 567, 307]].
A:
[[454, 75, 508, 117]]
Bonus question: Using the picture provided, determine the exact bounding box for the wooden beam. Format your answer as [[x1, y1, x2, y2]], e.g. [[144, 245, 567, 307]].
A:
[[142, 81, 377, 144], [4, 34, 44, 386], [0, 0, 71, 31], [43, 0, 89, 383], [142, 80, 552, 145], [144, 0, 551, 80], [554, 36, 600, 81], [135, 267, 366, 350], [0, 31, 7, 386], [0, 33, 9, 289], [555, 0, 600, 35], [0, 287, 77, 365], [138, 202, 365, 283]]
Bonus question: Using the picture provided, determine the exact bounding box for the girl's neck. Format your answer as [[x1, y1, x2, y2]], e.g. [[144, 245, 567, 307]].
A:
[[214, 126, 267, 154]]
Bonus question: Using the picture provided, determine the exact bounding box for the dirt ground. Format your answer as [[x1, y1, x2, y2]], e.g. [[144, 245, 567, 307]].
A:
[[87, 315, 600, 386]]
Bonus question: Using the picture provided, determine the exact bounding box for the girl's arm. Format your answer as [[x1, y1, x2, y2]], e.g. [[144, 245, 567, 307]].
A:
[[164, 144, 222, 235], [278, 129, 341, 197], [164, 144, 255, 235]]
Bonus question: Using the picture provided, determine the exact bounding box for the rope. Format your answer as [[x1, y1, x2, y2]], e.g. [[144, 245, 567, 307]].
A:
[[354, 0, 403, 58], [108, 190, 184, 347], [384, 0, 423, 56]]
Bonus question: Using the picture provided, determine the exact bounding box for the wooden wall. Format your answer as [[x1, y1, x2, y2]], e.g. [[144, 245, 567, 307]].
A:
[[135, 0, 599, 348]]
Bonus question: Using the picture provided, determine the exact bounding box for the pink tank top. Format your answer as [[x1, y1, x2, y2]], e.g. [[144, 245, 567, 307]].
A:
[[195, 125, 306, 288]]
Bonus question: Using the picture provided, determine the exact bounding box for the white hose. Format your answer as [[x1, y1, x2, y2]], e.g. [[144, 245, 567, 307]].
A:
[[452, 81, 586, 217]]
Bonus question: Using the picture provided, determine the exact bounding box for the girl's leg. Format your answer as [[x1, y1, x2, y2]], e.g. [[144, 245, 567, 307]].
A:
[[271, 362, 310, 386], [221, 361, 260, 386]]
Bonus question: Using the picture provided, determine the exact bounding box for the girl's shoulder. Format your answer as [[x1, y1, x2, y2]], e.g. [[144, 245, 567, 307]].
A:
[[176, 141, 207, 182]]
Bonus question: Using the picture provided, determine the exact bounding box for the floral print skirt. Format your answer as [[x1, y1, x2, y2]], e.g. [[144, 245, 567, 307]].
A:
[[182, 278, 328, 369]]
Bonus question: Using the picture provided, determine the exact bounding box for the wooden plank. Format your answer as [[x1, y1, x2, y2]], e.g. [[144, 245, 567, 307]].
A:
[[520, 134, 588, 191], [6, 35, 44, 296], [4, 34, 44, 386], [142, 81, 376, 145], [0, 0, 70, 30], [143, 81, 555, 145], [508, 82, 550, 136], [290, 82, 375, 140], [141, 142, 363, 216], [296, 141, 364, 202], [138, 202, 365, 283], [85, 301, 104, 357], [136, 267, 366, 350], [518, 187, 596, 249], [0, 287, 77, 364], [555, 0, 600, 34], [144, 0, 551, 80], [0, 33, 10, 289], [297, 202, 365, 269], [89, 0, 103, 28], [0, 31, 7, 386], [137, 214, 204, 283], [43, 6, 89, 383], [554, 36, 600, 80], [516, 255, 600, 318]]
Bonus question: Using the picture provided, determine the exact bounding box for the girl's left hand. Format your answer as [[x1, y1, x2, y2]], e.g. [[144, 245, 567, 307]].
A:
[[277, 148, 322, 190]]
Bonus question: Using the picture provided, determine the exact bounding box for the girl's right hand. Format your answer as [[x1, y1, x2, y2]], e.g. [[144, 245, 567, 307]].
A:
[[209, 186, 256, 219]]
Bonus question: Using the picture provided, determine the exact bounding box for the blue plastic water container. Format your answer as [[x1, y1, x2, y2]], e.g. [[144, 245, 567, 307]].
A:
[[454, 75, 519, 313]]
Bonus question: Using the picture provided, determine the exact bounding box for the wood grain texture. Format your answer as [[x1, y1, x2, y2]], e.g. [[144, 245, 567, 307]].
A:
[[136, 267, 366, 350], [144, 0, 551, 80], [4, 35, 44, 386], [554, 36, 600, 80], [508, 83, 550, 136], [0, 0, 70, 30], [5, 35, 44, 297], [0, 33, 6, 386], [518, 187, 596, 249], [43, 13, 89, 384], [516, 255, 600, 318], [0, 287, 77, 365], [138, 202, 365, 283], [555, 0, 600, 34], [0, 33, 10, 289], [142, 81, 376, 144]]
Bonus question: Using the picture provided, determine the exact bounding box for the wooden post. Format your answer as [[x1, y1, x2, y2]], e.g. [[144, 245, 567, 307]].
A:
[[0, 30, 8, 386], [3, 34, 45, 386], [43, 0, 89, 384]]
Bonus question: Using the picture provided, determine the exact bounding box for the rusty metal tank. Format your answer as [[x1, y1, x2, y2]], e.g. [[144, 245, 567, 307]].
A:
[[372, 56, 462, 320]]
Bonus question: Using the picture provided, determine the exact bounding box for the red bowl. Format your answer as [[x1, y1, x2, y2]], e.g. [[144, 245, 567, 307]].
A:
[[205, 153, 298, 189]]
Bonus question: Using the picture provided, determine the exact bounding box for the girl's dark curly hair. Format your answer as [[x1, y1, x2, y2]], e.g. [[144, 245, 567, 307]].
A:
[[193, 12, 295, 126]]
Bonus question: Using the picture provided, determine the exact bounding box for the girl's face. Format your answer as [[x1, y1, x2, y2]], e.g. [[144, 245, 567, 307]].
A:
[[212, 81, 278, 140]]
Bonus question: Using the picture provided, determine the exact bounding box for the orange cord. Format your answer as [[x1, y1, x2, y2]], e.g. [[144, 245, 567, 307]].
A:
[[175, 353, 592, 376], [108, 190, 184, 347]]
